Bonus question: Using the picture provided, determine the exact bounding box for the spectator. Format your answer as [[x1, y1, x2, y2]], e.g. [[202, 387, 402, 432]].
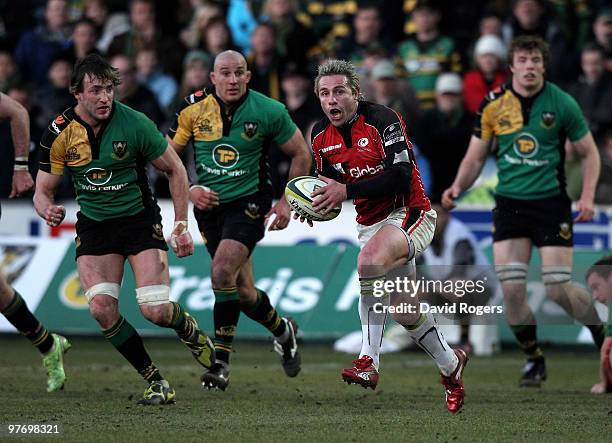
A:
[[0, 52, 20, 93], [463, 34, 508, 114], [227, 0, 258, 54], [179, 3, 225, 49], [35, 57, 75, 126], [172, 50, 212, 109], [333, 2, 392, 68], [550, 0, 592, 51], [302, 0, 356, 46], [266, 67, 322, 197], [0, 0, 37, 50], [568, 44, 612, 145], [398, 0, 462, 110], [479, 12, 503, 38], [592, 7, 612, 71], [260, 0, 318, 70], [14, 0, 72, 86], [62, 18, 100, 65], [414, 73, 473, 200], [107, 0, 185, 80], [197, 16, 236, 60], [247, 23, 285, 101], [280, 67, 321, 141], [595, 129, 612, 204], [110, 54, 164, 128], [367, 59, 421, 136], [83, 0, 130, 53], [501, 0, 577, 85], [135, 48, 178, 112]]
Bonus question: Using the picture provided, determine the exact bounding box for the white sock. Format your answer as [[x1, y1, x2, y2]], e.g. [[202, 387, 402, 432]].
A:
[[358, 276, 389, 369], [404, 313, 458, 376]]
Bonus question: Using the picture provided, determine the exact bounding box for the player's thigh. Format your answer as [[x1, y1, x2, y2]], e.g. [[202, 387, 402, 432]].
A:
[[359, 224, 411, 272], [127, 248, 170, 287], [493, 238, 532, 265], [76, 254, 125, 289], [357, 207, 435, 271], [194, 206, 221, 258]]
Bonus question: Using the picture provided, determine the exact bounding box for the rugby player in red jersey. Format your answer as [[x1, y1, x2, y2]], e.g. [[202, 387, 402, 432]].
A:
[[302, 59, 467, 413]]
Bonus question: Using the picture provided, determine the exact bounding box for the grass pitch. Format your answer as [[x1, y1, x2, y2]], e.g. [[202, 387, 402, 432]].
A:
[[1, 335, 611, 442]]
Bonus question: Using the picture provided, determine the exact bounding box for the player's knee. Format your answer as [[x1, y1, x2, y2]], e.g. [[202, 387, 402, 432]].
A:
[[86, 283, 120, 322], [542, 266, 572, 302], [496, 262, 528, 303], [88, 293, 119, 325], [135, 284, 170, 314], [237, 284, 257, 307], [357, 249, 385, 276], [140, 304, 170, 325], [496, 262, 528, 285], [211, 262, 237, 288]]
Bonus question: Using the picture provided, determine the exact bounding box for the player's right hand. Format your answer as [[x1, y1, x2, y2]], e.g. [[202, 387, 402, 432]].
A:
[[170, 221, 194, 258], [9, 170, 34, 198], [44, 205, 65, 227], [441, 186, 461, 210], [189, 185, 219, 211], [292, 212, 313, 227]]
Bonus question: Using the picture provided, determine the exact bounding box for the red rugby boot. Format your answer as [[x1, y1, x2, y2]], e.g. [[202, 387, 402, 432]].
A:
[[341, 355, 379, 390], [440, 349, 468, 413]]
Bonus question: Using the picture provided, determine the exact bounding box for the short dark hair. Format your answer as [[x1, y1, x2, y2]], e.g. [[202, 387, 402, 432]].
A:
[[508, 35, 550, 67], [581, 42, 605, 57], [73, 17, 98, 35], [586, 256, 612, 281], [69, 53, 120, 94]]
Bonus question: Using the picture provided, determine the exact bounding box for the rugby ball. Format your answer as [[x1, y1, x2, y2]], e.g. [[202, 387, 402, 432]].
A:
[[284, 176, 341, 222]]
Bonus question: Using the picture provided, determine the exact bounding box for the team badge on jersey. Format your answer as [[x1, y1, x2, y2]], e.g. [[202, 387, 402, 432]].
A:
[[559, 222, 572, 240], [242, 121, 258, 139], [111, 141, 128, 160], [65, 146, 81, 161], [197, 118, 213, 134], [541, 112, 556, 129]]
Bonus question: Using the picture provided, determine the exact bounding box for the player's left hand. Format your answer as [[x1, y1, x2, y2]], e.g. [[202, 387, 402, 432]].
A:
[[311, 175, 346, 215], [170, 221, 194, 257], [9, 170, 34, 198], [265, 198, 290, 231], [574, 197, 595, 222]]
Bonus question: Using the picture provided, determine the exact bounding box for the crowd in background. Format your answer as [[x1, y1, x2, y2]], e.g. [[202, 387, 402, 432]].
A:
[[0, 0, 611, 203]]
